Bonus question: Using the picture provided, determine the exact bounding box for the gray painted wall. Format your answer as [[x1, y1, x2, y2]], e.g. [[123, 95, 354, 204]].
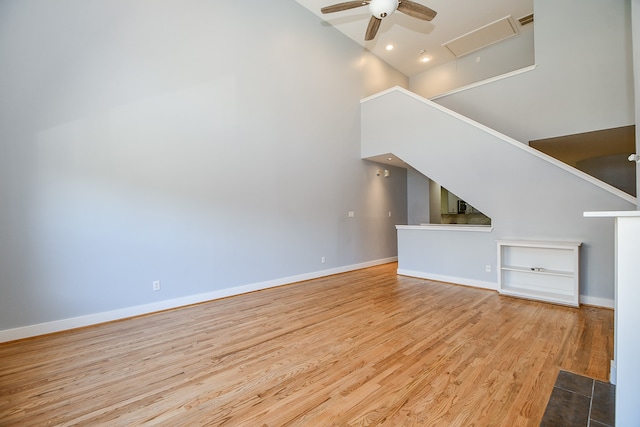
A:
[[0, 0, 408, 331], [429, 180, 441, 223], [411, 0, 635, 145], [407, 168, 430, 225]]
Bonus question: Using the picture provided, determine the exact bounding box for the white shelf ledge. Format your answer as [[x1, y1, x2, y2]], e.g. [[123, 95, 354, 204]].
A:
[[501, 266, 574, 277], [397, 224, 493, 232]]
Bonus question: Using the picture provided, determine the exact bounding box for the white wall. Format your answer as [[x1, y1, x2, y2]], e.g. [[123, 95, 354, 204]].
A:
[[411, 0, 635, 144], [0, 0, 408, 334]]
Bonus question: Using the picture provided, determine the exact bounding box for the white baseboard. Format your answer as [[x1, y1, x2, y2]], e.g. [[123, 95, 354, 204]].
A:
[[397, 269, 615, 310], [0, 257, 397, 343], [396, 269, 497, 291], [579, 295, 614, 309], [610, 360, 617, 385]]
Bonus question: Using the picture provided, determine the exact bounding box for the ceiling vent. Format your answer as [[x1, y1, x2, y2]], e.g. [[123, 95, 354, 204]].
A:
[[442, 16, 519, 58], [518, 13, 534, 26]]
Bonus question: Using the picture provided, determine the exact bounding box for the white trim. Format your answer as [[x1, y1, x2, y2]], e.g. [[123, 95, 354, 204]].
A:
[[0, 257, 397, 343], [584, 210, 640, 218], [579, 295, 614, 309], [397, 224, 493, 232], [429, 65, 537, 101], [397, 268, 613, 308], [362, 87, 637, 205], [497, 239, 582, 248], [397, 268, 497, 291], [360, 66, 537, 104], [610, 360, 617, 385]]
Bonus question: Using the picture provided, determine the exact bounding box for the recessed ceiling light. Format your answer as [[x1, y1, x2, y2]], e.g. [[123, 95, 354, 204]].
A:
[[419, 50, 430, 63], [387, 157, 394, 161], [385, 44, 394, 51]]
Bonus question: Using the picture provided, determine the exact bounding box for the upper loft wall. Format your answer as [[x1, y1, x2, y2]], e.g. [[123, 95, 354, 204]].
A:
[[409, 0, 634, 145], [410, 26, 535, 99]]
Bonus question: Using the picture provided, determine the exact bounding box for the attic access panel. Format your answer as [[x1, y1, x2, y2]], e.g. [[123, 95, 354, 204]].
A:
[[443, 16, 519, 58]]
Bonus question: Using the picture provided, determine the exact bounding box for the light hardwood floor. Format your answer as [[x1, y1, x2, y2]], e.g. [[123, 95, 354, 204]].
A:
[[0, 263, 613, 426]]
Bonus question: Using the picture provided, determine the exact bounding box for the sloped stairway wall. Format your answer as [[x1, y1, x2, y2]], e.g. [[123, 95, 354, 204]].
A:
[[361, 87, 636, 306]]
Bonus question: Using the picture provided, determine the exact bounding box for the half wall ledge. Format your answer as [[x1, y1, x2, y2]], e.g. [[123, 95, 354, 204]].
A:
[[397, 224, 493, 232]]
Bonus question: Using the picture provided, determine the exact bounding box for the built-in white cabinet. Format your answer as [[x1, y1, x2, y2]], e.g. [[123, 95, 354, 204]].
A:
[[497, 240, 581, 307]]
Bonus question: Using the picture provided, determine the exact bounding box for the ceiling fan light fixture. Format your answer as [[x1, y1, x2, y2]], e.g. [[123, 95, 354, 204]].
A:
[[319, 0, 436, 42], [369, 0, 399, 19]]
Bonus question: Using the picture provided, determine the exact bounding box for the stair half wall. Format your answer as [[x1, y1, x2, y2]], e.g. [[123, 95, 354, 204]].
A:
[[361, 87, 636, 306]]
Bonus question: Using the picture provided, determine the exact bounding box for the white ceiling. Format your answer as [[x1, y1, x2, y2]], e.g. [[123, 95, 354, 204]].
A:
[[295, 0, 534, 77]]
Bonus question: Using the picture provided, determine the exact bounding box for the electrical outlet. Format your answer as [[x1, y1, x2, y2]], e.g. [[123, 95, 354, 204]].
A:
[[485, 265, 491, 273], [348, 211, 355, 218], [321, 256, 326, 264], [153, 280, 161, 291], [388, 211, 392, 217]]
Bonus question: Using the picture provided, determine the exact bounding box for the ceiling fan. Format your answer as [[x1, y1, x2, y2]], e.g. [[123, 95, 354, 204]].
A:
[[321, 0, 437, 41]]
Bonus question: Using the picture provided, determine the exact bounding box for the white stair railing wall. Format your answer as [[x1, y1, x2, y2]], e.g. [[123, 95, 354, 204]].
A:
[[361, 86, 635, 307]]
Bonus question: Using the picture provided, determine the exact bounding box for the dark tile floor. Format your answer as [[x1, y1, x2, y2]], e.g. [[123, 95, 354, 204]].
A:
[[540, 370, 615, 426]]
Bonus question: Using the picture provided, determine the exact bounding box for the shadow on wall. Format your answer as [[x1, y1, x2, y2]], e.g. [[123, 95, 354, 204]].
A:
[[529, 125, 636, 197]]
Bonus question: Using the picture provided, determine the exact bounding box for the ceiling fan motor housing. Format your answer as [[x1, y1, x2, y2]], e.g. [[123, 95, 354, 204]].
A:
[[369, 0, 399, 19]]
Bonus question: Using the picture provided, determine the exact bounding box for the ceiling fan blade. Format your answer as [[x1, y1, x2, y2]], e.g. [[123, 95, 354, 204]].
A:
[[365, 15, 382, 41], [397, 0, 437, 21], [321, 1, 368, 14]]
